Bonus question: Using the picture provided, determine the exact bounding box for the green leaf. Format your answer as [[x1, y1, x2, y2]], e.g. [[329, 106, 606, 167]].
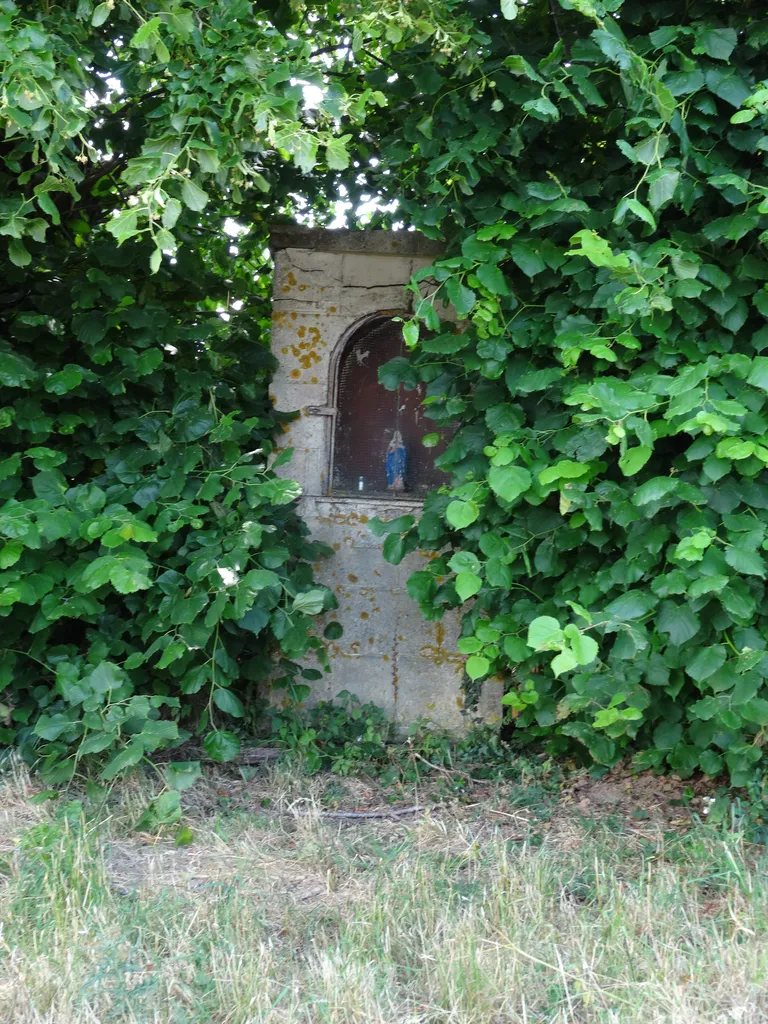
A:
[[101, 741, 145, 780], [570, 632, 598, 666], [747, 357, 768, 392], [488, 465, 531, 503], [213, 689, 245, 718], [448, 551, 481, 575], [326, 137, 351, 170], [0, 351, 36, 387], [31, 470, 67, 505], [369, 515, 415, 537], [84, 662, 125, 693], [466, 655, 490, 680], [617, 198, 656, 230], [527, 616, 565, 651], [501, 0, 518, 19], [445, 277, 476, 316], [476, 263, 509, 295], [485, 557, 513, 588], [539, 461, 589, 485], [0, 541, 22, 569], [130, 16, 162, 47], [181, 179, 210, 212], [653, 721, 682, 751], [656, 602, 700, 645], [647, 168, 680, 212], [106, 209, 138, 245], [618, 446, 652, 476], [291, 589, 326, 614], [44, 365, 83, 395], [162, 198, 183, 229], [551, 649, 578, 677], [446, 500, 479, 529], [91, 2, 112, 26], [566, 230, 629, 270], [503, 636, 529, 661], [632, 477, 678, 505], [508, 242, 546, 278], [164, 761, 202, 791], [685, 646, 727, 683], [203, 730, 241, 763], [455, 572, 483, 601], [694, 26, 737, 61], [725, 546, 766, 578], [604, 590, 657, 620], [9, 239, 31, 267]]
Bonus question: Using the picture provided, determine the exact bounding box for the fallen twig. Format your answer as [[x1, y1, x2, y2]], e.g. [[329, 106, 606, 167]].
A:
[[410, 748, 483, 785], [289, 804, 426, 820]]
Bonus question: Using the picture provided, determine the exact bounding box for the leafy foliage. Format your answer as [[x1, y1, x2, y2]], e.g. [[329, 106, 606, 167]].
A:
[[0, 0, 471, 781], [363, 0, 768, 783]]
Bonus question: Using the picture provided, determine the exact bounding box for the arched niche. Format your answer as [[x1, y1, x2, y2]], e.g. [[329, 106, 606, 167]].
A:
[[331, 314, 450, 498]]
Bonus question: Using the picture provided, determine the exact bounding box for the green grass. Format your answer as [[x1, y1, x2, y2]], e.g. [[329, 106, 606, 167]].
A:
[[1, 761, 768, 1022]]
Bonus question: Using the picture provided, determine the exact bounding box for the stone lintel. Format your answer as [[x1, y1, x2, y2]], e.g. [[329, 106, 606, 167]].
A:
[[269, 224, 444, 259]]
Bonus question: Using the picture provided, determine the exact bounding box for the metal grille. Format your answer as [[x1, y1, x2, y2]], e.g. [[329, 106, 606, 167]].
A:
[[333, 317, 451, 497]]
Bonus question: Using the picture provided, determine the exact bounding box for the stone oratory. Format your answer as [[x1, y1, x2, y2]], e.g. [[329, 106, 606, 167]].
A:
[[269, 226, 502, 729]]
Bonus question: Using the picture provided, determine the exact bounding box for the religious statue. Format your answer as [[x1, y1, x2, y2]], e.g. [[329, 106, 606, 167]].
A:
[[386, 429, 407, 492]]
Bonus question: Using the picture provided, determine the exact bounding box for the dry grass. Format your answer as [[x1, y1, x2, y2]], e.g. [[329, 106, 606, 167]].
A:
[[1, 759, 767, 1023]]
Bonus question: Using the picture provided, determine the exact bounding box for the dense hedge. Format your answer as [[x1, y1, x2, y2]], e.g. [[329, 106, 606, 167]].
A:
[[363, 0, 768, 783]]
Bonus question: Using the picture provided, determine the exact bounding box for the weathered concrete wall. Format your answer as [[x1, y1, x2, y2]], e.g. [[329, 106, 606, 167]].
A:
[[268, 227, 503, 731]]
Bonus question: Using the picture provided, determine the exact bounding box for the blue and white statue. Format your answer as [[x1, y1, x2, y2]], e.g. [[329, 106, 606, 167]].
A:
[[386, 430, 407, 492]]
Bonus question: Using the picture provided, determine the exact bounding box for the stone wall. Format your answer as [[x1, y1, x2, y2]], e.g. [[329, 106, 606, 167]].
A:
[[268, 226, 503, 731]]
